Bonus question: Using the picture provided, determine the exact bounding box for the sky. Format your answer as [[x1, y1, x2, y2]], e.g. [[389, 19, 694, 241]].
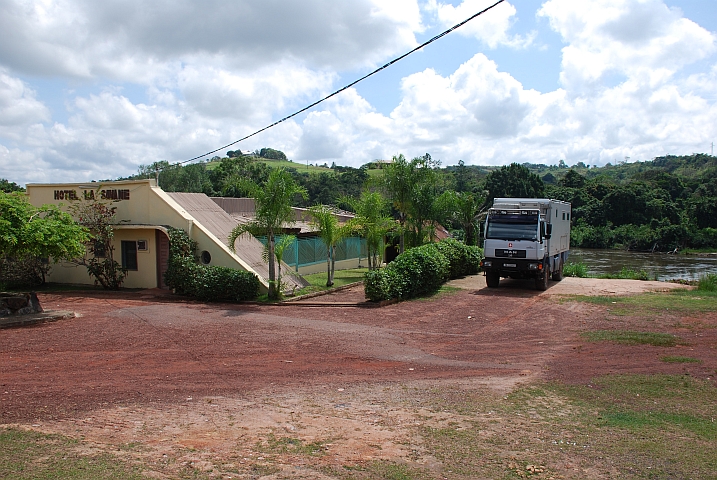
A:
[[1, 0, 716, 186]]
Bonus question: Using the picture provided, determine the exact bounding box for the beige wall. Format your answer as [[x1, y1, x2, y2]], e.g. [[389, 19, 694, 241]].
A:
[[41, 226, 161, 289], [26, 179, 269, 292]]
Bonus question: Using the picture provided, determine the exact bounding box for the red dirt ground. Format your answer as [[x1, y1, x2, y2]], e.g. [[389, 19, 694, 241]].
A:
[[2, 276, 713, 425]]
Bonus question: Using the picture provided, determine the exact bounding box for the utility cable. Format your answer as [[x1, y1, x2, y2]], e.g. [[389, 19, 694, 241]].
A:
[[174, 0, 505, 167]]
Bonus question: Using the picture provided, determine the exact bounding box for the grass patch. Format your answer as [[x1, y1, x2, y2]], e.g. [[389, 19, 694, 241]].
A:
[[698, 273, 717, 292], [330, 460, 428, 480], [295, 268, 368, 296], [581, 330, 680, 346], [416, 284, 462, 301], [601, 410, 716, 438], [0, 427, 143, 479], [661, 355, 702, 363], [206, 157, 332, 174], [414, 374, 717, 479], [562, 289, 717, 316], [260, 434, 328, 456], [598, 266, 653, 281]]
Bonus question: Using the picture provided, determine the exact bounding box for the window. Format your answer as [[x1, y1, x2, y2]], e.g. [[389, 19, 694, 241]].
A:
[[200, 250, 211, 264], [93, 240, 106, 258], [137, 239, 148, 251], [121, 241, 138, 271]]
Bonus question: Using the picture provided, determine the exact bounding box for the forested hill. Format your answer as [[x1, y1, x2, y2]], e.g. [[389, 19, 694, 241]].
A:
[[118, 152, 716, 252], [541, 154, 717, 251]]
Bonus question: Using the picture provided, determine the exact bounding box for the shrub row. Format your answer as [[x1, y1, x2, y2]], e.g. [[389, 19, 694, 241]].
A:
[[164, 228, 260, 302], [364, 239, 482, 302]]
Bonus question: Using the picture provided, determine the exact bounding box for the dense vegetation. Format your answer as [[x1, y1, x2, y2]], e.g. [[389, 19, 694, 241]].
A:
[[124, 151, 717, 252], [364, 239, 482, 302], [0, 191, 88, 288], [164, 227, 260, 302]]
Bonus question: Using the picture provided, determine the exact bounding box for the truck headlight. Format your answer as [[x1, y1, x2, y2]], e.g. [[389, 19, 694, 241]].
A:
[[483, 260, 492, 267], [528, 263, 538, 270]]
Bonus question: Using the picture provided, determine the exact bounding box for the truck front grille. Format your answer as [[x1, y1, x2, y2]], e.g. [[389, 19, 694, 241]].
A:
[[495, 249, 527, 258]]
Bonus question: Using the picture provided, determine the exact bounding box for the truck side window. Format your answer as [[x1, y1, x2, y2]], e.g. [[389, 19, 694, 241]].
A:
[[562, 212, 566, 220]]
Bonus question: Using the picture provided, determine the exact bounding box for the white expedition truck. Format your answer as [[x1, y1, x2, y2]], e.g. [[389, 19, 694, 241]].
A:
[[481, 198, 571, 290]]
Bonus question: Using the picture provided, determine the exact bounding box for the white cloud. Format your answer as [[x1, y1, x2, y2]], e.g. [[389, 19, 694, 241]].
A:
[[0, 70, 50, 128], [426, 0, 535, 49], [0, 0, 422, 81], [1, 0, 716, 186], [538, 0, 717, 90]]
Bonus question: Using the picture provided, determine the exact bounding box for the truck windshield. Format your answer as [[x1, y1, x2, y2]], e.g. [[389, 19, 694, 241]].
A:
[[486, 213, 539, 240]]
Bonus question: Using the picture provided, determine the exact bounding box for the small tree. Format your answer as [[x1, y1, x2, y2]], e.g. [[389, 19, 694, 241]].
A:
[[0, 191, 88, 286], [383, 154, 412, 254], [228, 168, 307, 299], [308, 205, 346, 287], [484, 163, 545, 202], [383, 153, 443, 251], [341, 191, 394, 271], [262, 234, 296, 294], [436, 190, 486, 246], [69, 191, 127, 289]]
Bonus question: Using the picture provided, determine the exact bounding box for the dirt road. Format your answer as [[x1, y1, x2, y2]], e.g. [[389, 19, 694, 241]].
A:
[[1, 277, 712, 478]]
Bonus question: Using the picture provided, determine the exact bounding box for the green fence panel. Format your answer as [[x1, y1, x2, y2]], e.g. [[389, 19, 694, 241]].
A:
[[258, 236, 367, 269]]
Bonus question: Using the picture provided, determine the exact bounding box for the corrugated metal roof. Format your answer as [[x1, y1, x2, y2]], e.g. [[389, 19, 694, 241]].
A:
[[167, 193, 307, 291], [211, 197, 355, 232]]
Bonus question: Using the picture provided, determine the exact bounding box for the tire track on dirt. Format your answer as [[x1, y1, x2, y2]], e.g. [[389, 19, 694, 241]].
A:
[[108, 305, 538, 372]]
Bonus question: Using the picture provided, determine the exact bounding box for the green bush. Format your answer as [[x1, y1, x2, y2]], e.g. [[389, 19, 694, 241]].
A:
[[191, 265, 260, 302], [163, 227, 260, 302], [563, 262, 589, 278], [364, 240, 481, 302], [434, 238, 483, 278], [698, 273, 717, 292]]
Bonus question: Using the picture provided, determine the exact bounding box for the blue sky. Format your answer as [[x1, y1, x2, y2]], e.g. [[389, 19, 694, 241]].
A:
[[1, 0, 716, 186]]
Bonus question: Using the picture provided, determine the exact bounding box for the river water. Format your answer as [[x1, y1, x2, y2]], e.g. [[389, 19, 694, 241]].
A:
[[567, 248, 717, 281]]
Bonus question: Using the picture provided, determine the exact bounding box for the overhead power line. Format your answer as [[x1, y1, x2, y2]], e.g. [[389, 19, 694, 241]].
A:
[[175, 0, 506, 167]]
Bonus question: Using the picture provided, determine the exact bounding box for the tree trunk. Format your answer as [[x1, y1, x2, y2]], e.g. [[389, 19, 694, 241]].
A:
[[329, 246, 335, 286], [267, 233, 277, 299]]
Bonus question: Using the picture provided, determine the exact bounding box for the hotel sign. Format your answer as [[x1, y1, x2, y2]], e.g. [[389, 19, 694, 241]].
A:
[[54, 189, 131, 201]]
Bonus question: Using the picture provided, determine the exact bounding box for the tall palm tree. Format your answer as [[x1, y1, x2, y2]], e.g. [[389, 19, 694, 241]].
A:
[[261, 234, 296, 295], [228, 168, 307, 299], [308, 204, 345, 287], [341, 191, 394, 270]]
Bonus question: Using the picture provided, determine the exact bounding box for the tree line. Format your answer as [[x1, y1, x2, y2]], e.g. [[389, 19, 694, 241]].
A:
[[129, 150, 717, 252]]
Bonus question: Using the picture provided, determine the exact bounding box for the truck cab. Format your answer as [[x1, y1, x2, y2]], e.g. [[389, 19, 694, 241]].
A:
[[481, 198, 570, 290]]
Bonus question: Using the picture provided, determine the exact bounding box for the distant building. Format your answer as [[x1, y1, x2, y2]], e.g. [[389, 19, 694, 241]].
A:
[[363, 159, 393, 169]]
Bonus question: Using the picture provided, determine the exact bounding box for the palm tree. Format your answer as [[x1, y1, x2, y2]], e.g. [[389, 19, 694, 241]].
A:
[[341, 191, 394, 270], [261, 234, 296, 295], [437, 191, 486, 246], [383, 154, 412, 254], [228, 168, 307, 299], [383, 153, 441, 251], [308, 204, 345, 287]]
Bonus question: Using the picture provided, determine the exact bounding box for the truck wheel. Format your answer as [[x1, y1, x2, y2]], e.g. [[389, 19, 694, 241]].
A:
[[486, 271, 500, 288], [552, 259, 564, 281], [535, 267, 549, 291]]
